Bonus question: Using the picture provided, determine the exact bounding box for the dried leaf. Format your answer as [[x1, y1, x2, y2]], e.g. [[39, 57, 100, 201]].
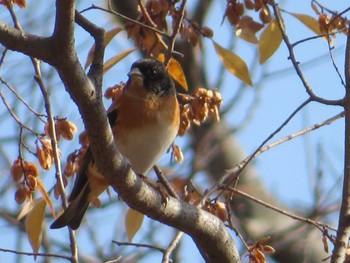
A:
[[158, 54, 188, 91], [236, 16, 264, 44], [14, 0, 26, 8], [37, 178, 55, 217], [290, 13, 323, 36], [85, 27, 124, 69], [212, 40, 253, 86], [258, 19, 282, 64], [25, 198, 46, 260], [103, 48, 137, 73], [125, 208, 144, 242]]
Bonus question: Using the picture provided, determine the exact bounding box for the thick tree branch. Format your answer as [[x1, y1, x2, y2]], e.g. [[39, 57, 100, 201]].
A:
[[0, 22, 54, 63]]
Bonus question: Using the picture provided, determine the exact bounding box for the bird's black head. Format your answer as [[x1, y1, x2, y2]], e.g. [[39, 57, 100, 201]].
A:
[[128, 58, 175, 97]]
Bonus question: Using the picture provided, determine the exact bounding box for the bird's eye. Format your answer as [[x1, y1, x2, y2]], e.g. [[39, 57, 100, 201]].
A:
[[148, 69, 157, 79]]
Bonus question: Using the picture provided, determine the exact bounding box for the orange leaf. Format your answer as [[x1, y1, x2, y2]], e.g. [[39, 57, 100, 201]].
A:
[[158, 54, 188, 91], [212, 40, 253, 86], [84, 27, 124, 70], [290, 13, 323, 36], [258, 19, 282, 64], [36, 178, 55, 217], [125, 208, 144, 242], [103, 48, 137, 73], [25, 198, 46, 260]]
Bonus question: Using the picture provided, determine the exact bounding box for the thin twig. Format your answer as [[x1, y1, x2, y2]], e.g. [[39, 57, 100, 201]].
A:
[[325, 30, 347, 88], [162, 231, 184, 263], [226, 202, 250, 251], [227, 187, 337, 240], [153, 165, 179, 199], [0, 90, 39, 135], [164, 0, 187, 66], [219, 98, 312, 188], [204, 107, 344, 204], [82, 4, 170, 38], [112, 240, 165, 253], [135, 0, 168, 55], [0, 76, 46, 122], [271, 1, 344, 106], [0, 247, 72, 260]]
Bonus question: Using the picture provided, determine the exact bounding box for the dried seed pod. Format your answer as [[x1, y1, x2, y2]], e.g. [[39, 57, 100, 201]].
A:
[[244, 0, 255, 10], [24, 162, 39, 177], [172, 144, 184, 163], [15, 186, 28, 204], [64, 152, 77, 177], [262, 245, 275, 254], [226, 4, 240, 26], [188, 27, 200, 47], [234, 2, 244, 16], [57, 120, 77, 141], [200, 26, 214, 38], [318, 13, 330, 33], [178, 107, 191, 136], [255, 249, 266, 262], [45, 120, 60, 141], [213, 202, 228, 222], [27, 175, 37, 192], [36, 139, 54, 170], [259, 5, 271, 24], [11, 158, 23, 181], [254, 0, 263, 11], [79, 131, 89, 147]]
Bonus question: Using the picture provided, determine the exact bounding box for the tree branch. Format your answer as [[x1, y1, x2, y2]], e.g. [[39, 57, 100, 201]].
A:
[[331, 23, 350, 263]]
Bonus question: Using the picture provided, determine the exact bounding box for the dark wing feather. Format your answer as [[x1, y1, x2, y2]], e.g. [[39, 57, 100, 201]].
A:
[[50, 108, 119, 229]]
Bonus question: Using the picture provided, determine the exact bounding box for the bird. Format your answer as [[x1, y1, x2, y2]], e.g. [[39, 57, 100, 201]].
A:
[[50, 58, 180, 230]]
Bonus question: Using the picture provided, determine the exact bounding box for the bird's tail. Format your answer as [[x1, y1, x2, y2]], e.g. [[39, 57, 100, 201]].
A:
[[50, 183, 90, 230]]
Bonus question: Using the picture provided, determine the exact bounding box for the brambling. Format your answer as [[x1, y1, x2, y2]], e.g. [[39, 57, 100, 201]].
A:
[[50, 58, 180, 230]]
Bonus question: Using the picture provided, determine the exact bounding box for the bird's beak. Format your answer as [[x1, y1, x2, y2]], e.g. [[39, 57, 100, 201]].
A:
[[128, 67, 143, 80]]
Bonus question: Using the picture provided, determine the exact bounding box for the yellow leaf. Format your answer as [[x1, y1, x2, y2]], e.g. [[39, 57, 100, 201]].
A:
[[25, 198, 46, 260], [125, 208, 144, 242], [158, 54, 188, 91], [103, 48, 137, 73], [212, 40, 253, 86], [36, 178, 55, 218], [258, 19, 282, 64], [290, 13, 323, 36], [17, 200, 34, 221], [84, 27, 124, 70]]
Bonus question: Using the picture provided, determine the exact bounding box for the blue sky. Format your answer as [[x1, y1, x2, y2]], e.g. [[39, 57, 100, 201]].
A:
[[0, 1, 349, 262]]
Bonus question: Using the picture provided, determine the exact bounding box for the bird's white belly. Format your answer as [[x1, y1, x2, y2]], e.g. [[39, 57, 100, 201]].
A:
[[116, 123, 177, 175]]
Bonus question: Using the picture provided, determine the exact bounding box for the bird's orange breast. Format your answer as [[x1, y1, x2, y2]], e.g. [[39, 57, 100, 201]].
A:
[[111, 80, 180, 175]]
